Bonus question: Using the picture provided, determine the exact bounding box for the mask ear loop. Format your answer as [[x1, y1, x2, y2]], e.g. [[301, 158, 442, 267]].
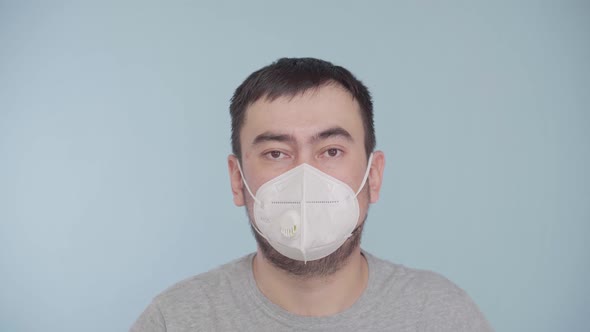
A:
[[355, 152, 374, 197], [236, 161, 260, 204], [236, 161, 267, 239], [346, 153, 374, 239]]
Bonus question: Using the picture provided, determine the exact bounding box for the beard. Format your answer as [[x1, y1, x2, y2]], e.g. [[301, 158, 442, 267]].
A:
[[244, 188, 370, 279]]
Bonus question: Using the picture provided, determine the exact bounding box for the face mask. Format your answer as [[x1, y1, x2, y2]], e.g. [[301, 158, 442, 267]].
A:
[[238, 153, 373, 262]]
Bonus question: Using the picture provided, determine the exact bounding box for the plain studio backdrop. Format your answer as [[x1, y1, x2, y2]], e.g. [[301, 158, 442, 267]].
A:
[[1, 1, 588, 331]]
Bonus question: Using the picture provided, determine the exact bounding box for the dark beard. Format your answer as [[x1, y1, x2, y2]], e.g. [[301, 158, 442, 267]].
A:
[[250, 219, 366, 278]]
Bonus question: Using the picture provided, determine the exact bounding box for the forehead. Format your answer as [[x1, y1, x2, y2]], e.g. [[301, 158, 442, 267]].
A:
[[241, 84, 364, 143]]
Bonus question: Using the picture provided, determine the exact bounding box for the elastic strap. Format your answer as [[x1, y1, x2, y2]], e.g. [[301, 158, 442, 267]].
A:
[[355, 153, 374, 196], [236, 161, 259, 203]]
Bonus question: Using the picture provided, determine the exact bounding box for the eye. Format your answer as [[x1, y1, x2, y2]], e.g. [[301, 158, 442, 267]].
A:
[[323, 148, 342, 158], [265, 150, 287, 160]]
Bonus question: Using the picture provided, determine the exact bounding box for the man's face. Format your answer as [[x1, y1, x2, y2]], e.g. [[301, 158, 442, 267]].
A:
[[228, 84, 384, 276]]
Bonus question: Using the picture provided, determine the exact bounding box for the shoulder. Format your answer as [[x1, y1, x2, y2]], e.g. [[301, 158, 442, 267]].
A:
[[154, 253, 253, 309], [364, 251, 465, 297], [130, 254, 254, 332], [365, 252, 493, 331]]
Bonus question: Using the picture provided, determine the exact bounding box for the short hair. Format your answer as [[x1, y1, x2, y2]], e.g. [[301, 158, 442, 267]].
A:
[[229, 57, 375, 160]]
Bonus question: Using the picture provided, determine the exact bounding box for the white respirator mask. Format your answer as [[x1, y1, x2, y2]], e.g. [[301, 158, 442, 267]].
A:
[[238, 153, 373, 262]]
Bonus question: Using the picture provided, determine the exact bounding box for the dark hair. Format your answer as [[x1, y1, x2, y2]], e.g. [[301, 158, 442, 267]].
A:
[[229, 57, 375, 160]]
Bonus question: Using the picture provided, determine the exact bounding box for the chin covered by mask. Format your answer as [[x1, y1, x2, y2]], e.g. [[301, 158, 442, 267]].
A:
[[238, 154, 373, 263]]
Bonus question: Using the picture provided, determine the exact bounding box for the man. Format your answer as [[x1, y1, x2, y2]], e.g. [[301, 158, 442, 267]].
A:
[[131, 57, 493, 331]]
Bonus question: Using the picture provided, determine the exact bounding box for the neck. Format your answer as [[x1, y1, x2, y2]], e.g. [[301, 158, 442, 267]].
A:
[[252, 248, 369, 317]]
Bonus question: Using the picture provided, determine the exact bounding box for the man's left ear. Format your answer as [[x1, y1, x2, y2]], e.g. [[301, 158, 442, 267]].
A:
[[368, 151, 385, 204]]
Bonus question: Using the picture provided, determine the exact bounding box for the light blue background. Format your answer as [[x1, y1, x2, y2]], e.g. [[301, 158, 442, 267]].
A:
[[1, 1, 588, 331]]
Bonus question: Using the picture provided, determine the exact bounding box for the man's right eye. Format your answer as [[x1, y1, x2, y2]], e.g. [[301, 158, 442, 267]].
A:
[[266, 151, 285, 159]]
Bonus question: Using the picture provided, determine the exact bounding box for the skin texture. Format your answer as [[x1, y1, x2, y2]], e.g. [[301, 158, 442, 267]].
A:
[[227, 83, 385, 316]]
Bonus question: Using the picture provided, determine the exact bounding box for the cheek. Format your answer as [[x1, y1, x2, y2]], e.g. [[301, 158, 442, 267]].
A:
[[242, 188, 257, 221], [342, 166, 369, 193], [355, 186, 371, 224], [243, 163, 288, 195], [243, 166, 270, 195], [357, 184, 371, 206], [247, 177, 270, 197]]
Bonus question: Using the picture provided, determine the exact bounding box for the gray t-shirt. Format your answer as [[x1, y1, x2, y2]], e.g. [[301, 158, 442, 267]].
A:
[[131, 251, 492, 331]]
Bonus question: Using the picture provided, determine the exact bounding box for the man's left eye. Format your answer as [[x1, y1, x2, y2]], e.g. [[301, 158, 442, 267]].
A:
[[324, 148, 341, 158]]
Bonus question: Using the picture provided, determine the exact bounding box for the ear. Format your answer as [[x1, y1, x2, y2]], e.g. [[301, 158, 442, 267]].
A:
[[368, 151, 385, 204], [228, 154, 245, 206]]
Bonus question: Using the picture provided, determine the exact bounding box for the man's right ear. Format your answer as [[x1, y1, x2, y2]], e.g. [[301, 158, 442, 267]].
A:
[[227, 155, 245, 206]]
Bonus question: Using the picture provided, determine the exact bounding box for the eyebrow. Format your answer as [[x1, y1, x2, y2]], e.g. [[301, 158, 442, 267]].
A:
[[251, 126, 353, 147], [252, 132, 296, 146], [311, 126, 354, 143]]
